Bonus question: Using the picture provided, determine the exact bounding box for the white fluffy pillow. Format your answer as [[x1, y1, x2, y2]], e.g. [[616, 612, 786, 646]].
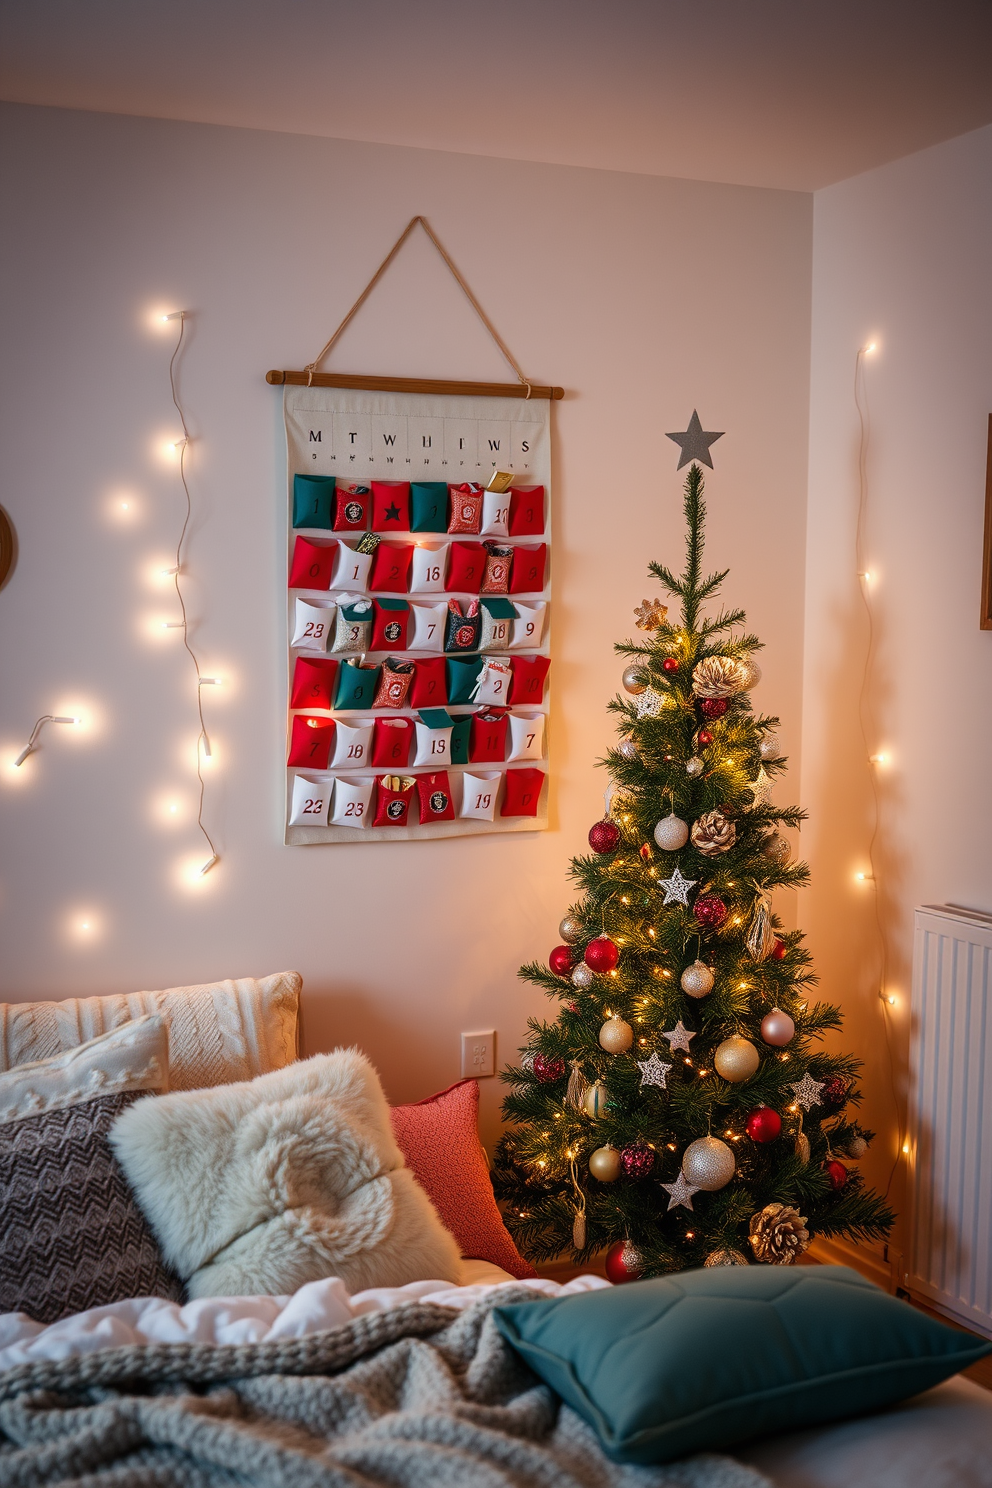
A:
[[109, 1049, 461, 1298]]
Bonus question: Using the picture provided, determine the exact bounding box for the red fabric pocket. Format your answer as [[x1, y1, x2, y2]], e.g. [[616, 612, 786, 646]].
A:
[[288, 536, 337, 589], [500, 766, 545, 817], [373, 774, 416, 826], [371, 600, 410, 650], [333, 483, 371, 531], [371, 481, 411, 533], [369, 542, 413, 593], [290, 657, 338, 711], [447, 542, 486, 593], [509, 654, 551, 704], [417, 771, 455, 824], [469, 710, 509, 763], [410, 656, 448, 708], [507, 542, 547, 594], [508, 486, 545, 536], [287, 714, 336, 768], [372, 716, 414, 768]]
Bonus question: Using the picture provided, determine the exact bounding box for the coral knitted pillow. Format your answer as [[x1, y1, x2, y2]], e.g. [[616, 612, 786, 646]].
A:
[[390, 1079, 535, 1280]]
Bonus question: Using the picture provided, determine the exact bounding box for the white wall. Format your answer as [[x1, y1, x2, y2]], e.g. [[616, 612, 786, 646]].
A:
[[0, 104, 812, 1145], [802, 125, 992, 1253]]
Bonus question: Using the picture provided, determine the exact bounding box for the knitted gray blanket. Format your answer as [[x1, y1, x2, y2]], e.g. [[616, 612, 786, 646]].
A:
[[0, 1289, 774, 1487]]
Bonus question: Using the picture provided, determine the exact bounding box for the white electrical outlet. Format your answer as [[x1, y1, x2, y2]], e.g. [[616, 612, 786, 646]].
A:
[[461, 1029, 496, 1079]]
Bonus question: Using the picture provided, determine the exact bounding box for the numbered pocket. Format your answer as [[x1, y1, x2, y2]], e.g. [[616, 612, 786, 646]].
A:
[[481, 488, 510, 537], [416, 770, 455, 824], [446, 655, 484, 706], [409, 543, 448, 594], [371, 598, 410, 650], [410, 481, 449, 533], [372, 716, 414, 768], [293, 473, 336, 530], [508, 485, 546, 536], [459, 771, 502, 822], [508, 601, 547, 649], [330, 540, 374, 591], [509, 654, 551, 705], [413, 708, 454, 768], [330, 597, 373, 654], [500, 766, 545, 818], [329, 775, 374, 828], [371, 480, 411, 533], [289, 773, 332, 827], [290, 656, 338, 710], [331, 719, 375, 768], [373, 774, 417, 826], [409, 601, 446, 652], [411, 656, 448, 708], [481, 542, 512, 594], [372, 658, 414, 709], [449, 715, 472, 764], [333, 482, 371, 532], [469, 710, 509, 763], [369, 541, 413, 593], [447, 542, 485, 593], [469, 656, 512, 708], [479, 597, 517, 651], [508, 711, 546, 762], [444, 598, 481, 653], [507, 542, 547, 595], [287, 715, 336, 768], [334, 659, 382, 711], [291, 598, 337, 652], [447, 482, 484, 534], [289, 536, 337, 590]]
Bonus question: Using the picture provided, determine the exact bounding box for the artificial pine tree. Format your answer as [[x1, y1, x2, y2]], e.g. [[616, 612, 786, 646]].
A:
[[494, 456, 894, 1280]]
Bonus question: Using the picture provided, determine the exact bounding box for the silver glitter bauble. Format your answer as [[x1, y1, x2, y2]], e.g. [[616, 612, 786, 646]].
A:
[[704, 1248, 750, 1267], [588, 1144, 621, 1182], [571, 962, 595, 990], [685, 756, 704, 777], [618, 736, 639, 762], [759, 735, 782, 762], [847, 1136, 868, 1159], [681, 960, 715, 998], [622, 665, 647, 695], [682, 1135, 736, 1191], [654, 812, 690, 851], [714, 1036, 760, 1083], [559, 915, 583, 945], [598, 1015, 634, 1054]]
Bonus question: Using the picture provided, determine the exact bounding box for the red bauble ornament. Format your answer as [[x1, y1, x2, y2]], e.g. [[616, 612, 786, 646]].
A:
[[584, 936, 620, 973], [662, 657, 679, 673], [826, 1159, 848, 1191], [532, 1054, 566, 1084], [820, 1075, 850, 1110], [770, 938, 787, 960], [588, 818, 620, 854], [746, 1106, 783, 1144], [694, 894, 728, 928], [604, 1239, 644, 1284], [549, 945, 575, 977], [700, 697, 728, 720], [640, 842, 654, 861], [620, 1141, 656, 1179], [697, 728, 714, 747]]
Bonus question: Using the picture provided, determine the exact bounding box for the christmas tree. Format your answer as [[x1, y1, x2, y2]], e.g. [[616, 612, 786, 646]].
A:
[[494, 446, 894, 1280]]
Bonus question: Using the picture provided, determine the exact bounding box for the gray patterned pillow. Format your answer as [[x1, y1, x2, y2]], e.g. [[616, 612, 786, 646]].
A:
[[0, 1091, 185, 1324]]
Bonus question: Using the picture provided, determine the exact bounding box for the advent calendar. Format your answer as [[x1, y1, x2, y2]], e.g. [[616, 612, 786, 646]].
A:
[[282, 385, 551, 843]]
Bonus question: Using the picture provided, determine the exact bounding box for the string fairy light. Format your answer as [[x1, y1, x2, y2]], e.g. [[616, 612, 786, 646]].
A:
[[13, 714, 80, 767], [162, 310, 219, 878], [853, 339, 904, 1192]]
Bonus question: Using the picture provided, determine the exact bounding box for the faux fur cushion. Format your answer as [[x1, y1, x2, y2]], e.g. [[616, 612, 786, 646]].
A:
[[110, 1050, 462, 1299]]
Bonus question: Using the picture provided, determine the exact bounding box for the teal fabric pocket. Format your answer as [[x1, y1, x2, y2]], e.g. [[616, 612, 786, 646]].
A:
[[410, 482, 449, 533], [446, 657, 483, 705], [449, 716, 471, 764], [293, 474, 336, 529], [334, 660, 382, 711]]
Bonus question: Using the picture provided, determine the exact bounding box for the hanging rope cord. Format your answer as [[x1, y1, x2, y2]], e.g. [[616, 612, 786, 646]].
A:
[[304, 216, 532, 397], [168, 315, 219, 870]]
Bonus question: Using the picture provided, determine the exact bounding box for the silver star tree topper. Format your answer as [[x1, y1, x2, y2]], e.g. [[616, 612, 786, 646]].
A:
[[659, 865, 697, 906], [665, 410, 724, 469]]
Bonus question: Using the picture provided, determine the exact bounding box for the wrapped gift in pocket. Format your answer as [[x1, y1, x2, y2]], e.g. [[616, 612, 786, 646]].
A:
[[409, 543, 448, 594], [289, 773, 332, 827], [447, 655, 483, 706], [459, 771, 502, 822], [372, 716, 413, 768], [371, 481, 411, 533], [481, 542, 512, 594], [373, 775, 416, 827], [290, 657, 338, 710], [373, 658, 414, 709], [289, 536, 337, 590], [293, 473, 335, 529], [500, 766, 545, 817], [447, 542, 485, 593], [508, 485, 545, 536], [447, 482, 484, 534], [331, 597, 373, 653], [333, 482, 371, 532], [413, 708, 454, 768], [509, 600, 547, 649], [480, 597, 517, 651], [334, 659, 382, 710], [508, 542, 547, 594], [444, 598, 481, 653], [481, 488, 510, 537], [331, 538, 375, 590], [409, 601, 446, 652], [508, 711, 546, 762], [369, 541, 413, 593], [330, 775, 374, 828], [411, 656, 448, 708], [470, 709, 509, 763], [371, 598, 410, 650], [291, 598, 337, 652], [470, 656, 512, 707], [509, 653, 550, 705], [449, 715, 471, 764], [417, 770, 455, 824], [331, 718, 375, 768], [288, 714, 336, 769], [410, 481, 449, 533]]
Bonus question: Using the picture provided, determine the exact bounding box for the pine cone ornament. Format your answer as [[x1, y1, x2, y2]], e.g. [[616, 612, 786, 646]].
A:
[[634, 598, 669, 630], [690, 810, 736, 856], [748, 1202, 811, 1265], [691, 655, 750, 699]]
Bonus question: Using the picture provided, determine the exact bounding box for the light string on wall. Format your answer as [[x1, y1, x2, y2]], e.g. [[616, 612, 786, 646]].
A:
[[853, 339, 905, 1195], [13, 713, 80, 768], [161, 309, 219, 878]]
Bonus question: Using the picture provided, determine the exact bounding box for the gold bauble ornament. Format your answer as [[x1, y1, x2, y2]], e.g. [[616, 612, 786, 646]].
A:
[[704, 1248, 750, 1267], [761, 831, 791, 865], [583, 1080, 611, 1118], [714, 1036, 760, 1083], [739, 656, 762, 691], [682, 1135, 736, 1190], [622, 665, 647, 695], [559, 914, 584, 944], [680, 960, 715, 998], [599, 1015, 634, 1054], [588, 1144, 621, 1182]]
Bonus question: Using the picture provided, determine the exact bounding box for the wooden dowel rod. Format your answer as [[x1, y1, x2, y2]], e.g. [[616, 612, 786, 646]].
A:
[[266, 370, 564, 400]]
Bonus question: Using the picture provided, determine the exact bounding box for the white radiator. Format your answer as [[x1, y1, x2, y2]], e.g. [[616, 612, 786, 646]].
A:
[[908, 903, 992, 1338]]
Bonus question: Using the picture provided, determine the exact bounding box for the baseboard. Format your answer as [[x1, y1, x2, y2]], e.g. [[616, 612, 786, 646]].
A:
[[809, 1235, 894, 1291]]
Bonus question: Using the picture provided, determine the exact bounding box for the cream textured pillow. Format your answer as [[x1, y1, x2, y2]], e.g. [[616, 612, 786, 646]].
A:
[[109, 1049, 463, 1298], [0, 1015, 169, 1124], [0, 971, 300, 1091]]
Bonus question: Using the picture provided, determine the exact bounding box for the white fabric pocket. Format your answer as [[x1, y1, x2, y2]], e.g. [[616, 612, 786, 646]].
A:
[[509, 601, 547, 649], [329, 776, 373, 828], [480, 490, 510, 537], [470, 657, 512, 707], [331, 542, 374, 591], [291, 599, 336, 652], [289, 773, 332, 826], [413, 721, 453, 768], [331, 719, 374, 769], [508, 712, 546, 762], [409, 544, 448, 594], [459, 771, 502, 821], [409, 602, 447, 652]]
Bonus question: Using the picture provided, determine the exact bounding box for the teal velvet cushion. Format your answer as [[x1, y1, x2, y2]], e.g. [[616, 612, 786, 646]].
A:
[[494, 1265, 990, 1465]]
